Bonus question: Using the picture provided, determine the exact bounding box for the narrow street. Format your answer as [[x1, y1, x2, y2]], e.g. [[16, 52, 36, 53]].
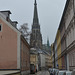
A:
[[29, 70, 50, 75]]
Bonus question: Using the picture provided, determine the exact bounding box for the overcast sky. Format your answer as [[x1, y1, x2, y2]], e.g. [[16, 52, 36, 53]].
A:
[[0, 0, 66, 44]]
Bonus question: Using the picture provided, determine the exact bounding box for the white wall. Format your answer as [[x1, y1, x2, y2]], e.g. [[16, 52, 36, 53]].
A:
[[40, 54, 45, 68]]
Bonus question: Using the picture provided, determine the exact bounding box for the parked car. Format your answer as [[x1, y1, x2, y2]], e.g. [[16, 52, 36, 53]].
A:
[[48, 68, 53, 73], [54, 69, 59, 75], [71, 71, 75, 75], [49, 68, 53, 75], [30, 64, 36, 74], [63, 71, 72, 75], [49, 68, 59, 75], [57, 71, 66, 75]]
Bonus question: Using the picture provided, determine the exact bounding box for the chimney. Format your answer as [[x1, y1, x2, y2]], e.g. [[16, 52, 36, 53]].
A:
[[12, 21, 18, 28], [0, 10, 11, 20]]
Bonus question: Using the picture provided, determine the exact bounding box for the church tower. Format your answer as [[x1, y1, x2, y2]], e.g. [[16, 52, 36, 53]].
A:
[[30, 0, 42, 49]]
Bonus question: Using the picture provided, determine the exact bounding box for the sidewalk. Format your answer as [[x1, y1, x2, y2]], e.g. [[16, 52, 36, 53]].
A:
[[0, 70, 20, 75], [29, 70, 50, 75], [36, 70, 50, 75], [36, 71, 41, 75]]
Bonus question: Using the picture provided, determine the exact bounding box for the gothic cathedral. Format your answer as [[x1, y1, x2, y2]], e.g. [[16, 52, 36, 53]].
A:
[[30, 0, 42, 49]]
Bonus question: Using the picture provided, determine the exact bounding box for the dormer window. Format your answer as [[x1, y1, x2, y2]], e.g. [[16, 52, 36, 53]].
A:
[[0, 24, 2, 32]]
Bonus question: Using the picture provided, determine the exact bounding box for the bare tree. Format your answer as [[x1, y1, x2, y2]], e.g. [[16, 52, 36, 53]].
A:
[[19, 23, 30, 42]]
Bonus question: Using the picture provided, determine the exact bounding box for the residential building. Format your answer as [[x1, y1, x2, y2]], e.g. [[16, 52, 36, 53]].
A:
[[51, 43, 55, 68], [64, 0, 75, 70], [51, 43, 54, 68], [30, 48, 38, 71], [45, 52, 51, 69], [53, 0, 75, 71], [54, 39, 58, 69], [0, 10, 30, 75], [38, 49, 51, 70], [0, 10, 21, 71], [58, 0, 75, 70], [21, 36, 30, 75], [52, 30, 62, 69], [56, 30, 62, 69], [38, 49, 46, 70], [59, 4, 67, 69]]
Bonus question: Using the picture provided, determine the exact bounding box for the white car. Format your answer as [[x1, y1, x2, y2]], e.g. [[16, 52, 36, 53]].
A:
[[64, 71, 72, 75], [71, 71, 75, 75], [49, 68, 59, 75], [57, 71, 66, 75], [52, 68, 59, 75]]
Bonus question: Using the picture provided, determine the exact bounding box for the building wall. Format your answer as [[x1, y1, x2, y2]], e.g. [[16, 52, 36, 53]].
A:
[[55, 60, 58, 69], [56, 30, 62, 69], [65, 0, 74, 30], [59, 0, 75, 70], [68, 48, 75, 71], [51, 44, 54, 68], [65, 0, 75, 70], [21, 37, 30, 72], [30, 54, 38, 71], [30, 54, 38, 65], [45, 54, 51, 68], [55, 40, 57, 59], [54, 39, 58, 68], [0, 16, 18, 69], [60, 22, 66, 53], [65, 0, 74, 47], [38, 53, 45, 70], [59, 19, 67, 69], [61, 56, 66, 69], [40, 54, 45, 68], [53, 0, 75, 70]]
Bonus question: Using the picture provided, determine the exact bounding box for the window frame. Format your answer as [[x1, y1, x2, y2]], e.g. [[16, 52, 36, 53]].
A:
[[0, 24, 2, 32]]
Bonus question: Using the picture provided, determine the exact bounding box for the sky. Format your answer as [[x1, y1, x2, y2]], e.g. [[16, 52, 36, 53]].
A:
[[0, 0, 66, 44]]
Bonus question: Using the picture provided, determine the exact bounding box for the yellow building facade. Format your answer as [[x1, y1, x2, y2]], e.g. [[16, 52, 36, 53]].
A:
[[30, 48, 38, 71], [56, 30, 62, 69], [51, 43, 54, 68], [30, 54, 38, 65]]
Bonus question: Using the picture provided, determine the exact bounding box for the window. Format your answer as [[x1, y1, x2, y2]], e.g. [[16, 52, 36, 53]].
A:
[[0, 24, 2, 31]]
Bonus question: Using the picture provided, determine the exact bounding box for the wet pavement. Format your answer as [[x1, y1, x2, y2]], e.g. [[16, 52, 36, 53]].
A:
[[29, 70, 50, 75]]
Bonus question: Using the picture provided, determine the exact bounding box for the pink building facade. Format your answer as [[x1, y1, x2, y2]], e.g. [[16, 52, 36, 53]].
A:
[[0, 11, 30, 75]]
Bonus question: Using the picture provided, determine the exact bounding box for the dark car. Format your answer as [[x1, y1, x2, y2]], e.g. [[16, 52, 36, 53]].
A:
[[30, 64, 36, 74]]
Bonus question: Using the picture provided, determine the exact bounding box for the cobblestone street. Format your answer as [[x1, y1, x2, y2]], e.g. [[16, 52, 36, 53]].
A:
[[29, 70, 50, 75]]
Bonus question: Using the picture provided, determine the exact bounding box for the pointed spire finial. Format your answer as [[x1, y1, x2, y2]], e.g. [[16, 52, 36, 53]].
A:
[[33, 0, 39, 24], [34, 0, 37, 5], [47, 37, 50, 47]]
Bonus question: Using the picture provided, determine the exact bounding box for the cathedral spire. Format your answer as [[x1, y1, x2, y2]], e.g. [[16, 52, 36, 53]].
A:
[[47, 37, 50, 47], [33, 0, 39, 25], [30, 0, 42, 49], [34, 0, 37, 5]]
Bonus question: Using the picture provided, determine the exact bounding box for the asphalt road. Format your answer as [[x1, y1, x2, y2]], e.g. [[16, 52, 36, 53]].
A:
[[30, 70, 50, 75]]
